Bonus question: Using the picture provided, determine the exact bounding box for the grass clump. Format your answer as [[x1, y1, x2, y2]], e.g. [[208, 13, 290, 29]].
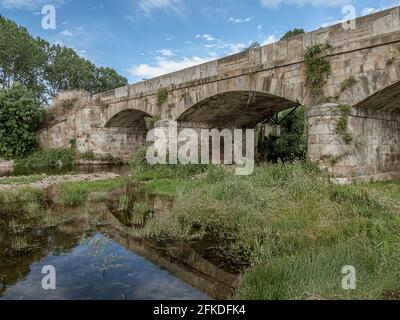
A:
[[14, 149, 75, 174], [0, 187, 41, 204], [339, 76, 357, 93], [58, 178, 124, 207], [156, 89, 168, 107], [131, 148, 208, 182]]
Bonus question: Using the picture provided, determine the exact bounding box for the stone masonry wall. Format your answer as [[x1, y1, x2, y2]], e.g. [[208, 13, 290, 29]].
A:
[[37, 106, 147, 161], [308, 103, 400, 183]]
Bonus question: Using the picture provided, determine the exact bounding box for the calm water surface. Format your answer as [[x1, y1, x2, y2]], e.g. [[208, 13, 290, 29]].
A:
[[0, 185, 237, 300]]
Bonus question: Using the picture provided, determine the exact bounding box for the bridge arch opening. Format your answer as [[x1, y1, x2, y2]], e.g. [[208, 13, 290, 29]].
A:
[[177, 91, 300, 128], [105, 109, 151, 129], [101, 109, 153, 160], [176, 91, 306, 163]]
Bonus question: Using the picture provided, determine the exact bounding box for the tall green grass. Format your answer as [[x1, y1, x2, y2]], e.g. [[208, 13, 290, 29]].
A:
[[14, 149, 75, 174], [134, 162, 400, 300], [58, 178, 124, 207]]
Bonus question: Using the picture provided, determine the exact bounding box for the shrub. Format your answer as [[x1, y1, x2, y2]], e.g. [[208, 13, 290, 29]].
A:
[[42, 90, 90, 127], [304, 42, 332, 99], [0, 84, 44, 158], [156, 89, 168, 107], [14, 149, 75, 173], [260, 107, 307, 162]]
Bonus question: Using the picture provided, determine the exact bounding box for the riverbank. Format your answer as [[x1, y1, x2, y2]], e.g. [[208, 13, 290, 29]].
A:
[[131, 162, 400, 300], [0, 172, 123, 191], [1, 162, 399, 300]]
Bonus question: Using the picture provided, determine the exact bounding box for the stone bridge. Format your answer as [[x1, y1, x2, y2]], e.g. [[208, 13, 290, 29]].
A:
[[38, 7, 400, 182]]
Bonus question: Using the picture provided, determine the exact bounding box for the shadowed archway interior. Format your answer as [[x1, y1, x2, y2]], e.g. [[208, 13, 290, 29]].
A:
[[355, 81, 400, 114], [105, 109, 151, 129], [177, 91, 300, 128]]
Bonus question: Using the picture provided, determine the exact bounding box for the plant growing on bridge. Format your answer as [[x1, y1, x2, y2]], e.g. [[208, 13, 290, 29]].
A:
[[304, 42, 332, 99], [157, 89, 169, 107], [145, 116, 160, 130], [339, 76, 357, 93], [280, 28, 305, 41], [335, 104, 353, 144]]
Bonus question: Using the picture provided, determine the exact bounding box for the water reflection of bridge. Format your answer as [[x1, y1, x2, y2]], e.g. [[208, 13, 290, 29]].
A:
[[0, 189, 238, 300]]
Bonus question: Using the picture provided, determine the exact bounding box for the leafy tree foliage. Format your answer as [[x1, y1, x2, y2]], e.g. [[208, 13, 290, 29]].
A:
[[45, 45, 128, 96], [243, 41, 261, 52], [0, 84, 44, 158], [0, 15, 128, 102], [0, 16, 48, 102], [259, 108, 307, 163], [280, 28, 305, 40]]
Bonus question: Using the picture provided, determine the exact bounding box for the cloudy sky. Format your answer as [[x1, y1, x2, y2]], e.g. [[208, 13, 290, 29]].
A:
[[1, 0, 399, 83]]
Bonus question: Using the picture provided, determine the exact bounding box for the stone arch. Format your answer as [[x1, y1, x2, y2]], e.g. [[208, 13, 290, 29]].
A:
[[104, 109, 151, 129], [354, 80, 400, 113], [176, 90, 300, 128]]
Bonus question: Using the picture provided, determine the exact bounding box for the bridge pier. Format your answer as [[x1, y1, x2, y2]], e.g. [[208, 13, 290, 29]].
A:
[[307, 103, 400, 184]]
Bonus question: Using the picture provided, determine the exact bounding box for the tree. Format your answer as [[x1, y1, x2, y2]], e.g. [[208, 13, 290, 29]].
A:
[[92, 66, 129, 94], [0, 84, 44, 158], [281, 28, 305, 41], [0, 15, 128, 103], [0, 15, 48, 102], [259, 107, 307, 163], [243, 41, 261, 52]]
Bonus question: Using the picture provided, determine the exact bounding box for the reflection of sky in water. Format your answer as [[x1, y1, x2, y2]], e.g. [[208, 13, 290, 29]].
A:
[[1, 234, 210, 300]]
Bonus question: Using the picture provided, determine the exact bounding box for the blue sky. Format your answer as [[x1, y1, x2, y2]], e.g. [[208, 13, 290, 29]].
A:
[[1, 0, 399, 84]]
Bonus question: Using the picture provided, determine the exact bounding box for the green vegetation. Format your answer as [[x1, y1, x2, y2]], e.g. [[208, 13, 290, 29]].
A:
[[304, 42, 332, 99], [58, 178, 124, 207], [0, 84, 44, 158], [129, 162, 400, 300], [14, 149, 75, 173], [281, 28, 305, 40], [0, 175, 44, 185], [339, 76, 357, 93], [79, 151, 124, 164], [260, 107, 307, 162], [335, 104, 353, 144], [145, 116, 160, 130], [157, 89, 169, 107], [0, 187, 41, 204], [131, 148, 207, 181], [243, 41, 261, 52], [386, 57, 396, 66], [0, 15, 128, 103]]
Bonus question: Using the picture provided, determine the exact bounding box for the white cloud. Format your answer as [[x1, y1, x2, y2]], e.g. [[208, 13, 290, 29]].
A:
[[157, 49, 176, 57], [137, 0, 184, 16], [229, 16, 253, 24], [260, 0, 349, 9], [165, 34, 175, 41], [0, 0, 62, 10], [60, 30, 73, 36], [195, 34, 215, 41], [229, 43, 246, 54], [263, 34, 278, 45], [128, 56, 214, 79]]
